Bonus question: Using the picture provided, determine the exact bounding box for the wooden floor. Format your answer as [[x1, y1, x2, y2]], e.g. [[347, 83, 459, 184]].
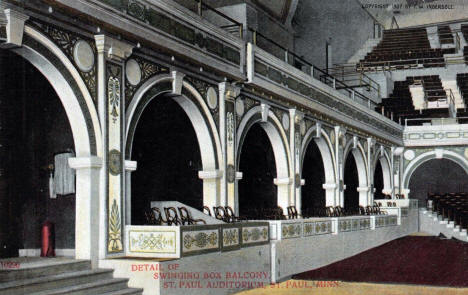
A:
[[236, 280, 468, 295]]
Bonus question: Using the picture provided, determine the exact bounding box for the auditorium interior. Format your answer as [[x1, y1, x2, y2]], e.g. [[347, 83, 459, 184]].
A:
[[0, 0, 467, 294]]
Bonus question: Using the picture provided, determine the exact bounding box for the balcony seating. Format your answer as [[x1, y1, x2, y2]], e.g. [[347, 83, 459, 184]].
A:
[[377, 75, 448, 124], [462, 24, 468, 42], [164, 207, 182, 225], [456, 73, 468, 106], [287, 206, 300, 219], [427, 192, 468, 230], [360, 28, 445, 70], [438, 25, 454, 45]]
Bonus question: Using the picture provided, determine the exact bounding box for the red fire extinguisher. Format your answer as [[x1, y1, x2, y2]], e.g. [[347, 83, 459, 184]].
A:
[[41, 221, 55, 257]]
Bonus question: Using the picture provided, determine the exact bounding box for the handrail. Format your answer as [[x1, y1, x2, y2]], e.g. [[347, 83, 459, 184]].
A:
[[404, 116, 468, 126], [249, 28, 378, 110], [357, 55, 466, 73], [191, 0, 243, 38]]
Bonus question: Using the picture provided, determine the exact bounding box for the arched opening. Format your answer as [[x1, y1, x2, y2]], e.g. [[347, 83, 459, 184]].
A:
[[131, 95, 203, 225], [408, 159, 468, 206], [238, 123, 277, 218], [301, 140, 326, 216], [344, 152, 360, 213], [0, 49, 75, 258], [374, 160, 384, 199]]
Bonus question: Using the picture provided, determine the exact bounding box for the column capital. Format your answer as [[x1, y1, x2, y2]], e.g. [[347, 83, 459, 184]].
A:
[[219, 82, 241, 101], [198, 170, 223, 180], [94, 34, 133, 62], [69, 156, 102, 170], [322, 182, 337, 190], [124, 160, 137, 172], [1, 8, 29, 48], [274, 177, 292, 185]]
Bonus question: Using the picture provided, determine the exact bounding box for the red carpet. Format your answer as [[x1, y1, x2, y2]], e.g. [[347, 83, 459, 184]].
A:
[[293, 236, 468, 287]]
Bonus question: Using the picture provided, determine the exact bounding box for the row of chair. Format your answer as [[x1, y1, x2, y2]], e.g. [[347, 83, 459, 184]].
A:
[[427, 193, 468, 230], [203, 206, 245, 223], [145, 206, 206, 226]]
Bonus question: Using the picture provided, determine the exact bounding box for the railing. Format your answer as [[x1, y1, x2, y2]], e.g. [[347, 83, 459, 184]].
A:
[[190, 0, 244, 38], [327, 64, 381, 98], [249, 28, 378, 110], [404, 116, 468, 126]]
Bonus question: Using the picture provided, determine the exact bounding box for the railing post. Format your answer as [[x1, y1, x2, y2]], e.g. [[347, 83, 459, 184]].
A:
[[197, 0, 202, 16], [352, 90, 355, 101], [239, 24, 243, 39], [333, 78, 336, 89], [253, 30, 257, 45], [311, 65, 314, 78], [285, 49, 289, 64]]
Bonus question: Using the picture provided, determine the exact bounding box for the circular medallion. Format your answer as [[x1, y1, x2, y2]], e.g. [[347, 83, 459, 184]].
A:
[[300, 121, 306, 136], [227, 164, 235, 183], [125, 59, 142, 86], [207, 87, 218, 109], [404, 150, 415, 161], [73, 40, 94, 72], [235, 98, 244, 116], [282, 113, 289, 131], [109, 149, 122, 176]]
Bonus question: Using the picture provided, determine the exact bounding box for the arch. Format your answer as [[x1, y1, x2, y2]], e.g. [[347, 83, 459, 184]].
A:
[[236, 106, 291, 211], [372, 147, 392, 196], [343, 139, 368, 207], [15, 26, 102, 157], [125, 75, 222, 211], [2, 25, 102, 261], [343, 140, 368, 189], [402, 150, 468, 190], [125, 75, 221, 171], [300, 126, 336, 184]]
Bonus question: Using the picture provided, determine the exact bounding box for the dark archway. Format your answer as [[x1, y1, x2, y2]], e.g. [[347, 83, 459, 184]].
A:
[[238, 123, 277, 218], [374, 160, 384, 199], [344, 153, 360, 213], [408, 159, 468, 206], [0, 49, 75, 258], [131, 95, 203, 225], [301, 140, 326, 216]]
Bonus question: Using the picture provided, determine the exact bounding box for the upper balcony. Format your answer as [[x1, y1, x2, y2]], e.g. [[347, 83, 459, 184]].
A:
[[42, 0, 403, 143]]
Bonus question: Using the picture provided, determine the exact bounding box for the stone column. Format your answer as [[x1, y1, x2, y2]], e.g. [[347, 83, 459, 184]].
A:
[[69, 157, 102, 267], [124, 160, 137, 225], [95, 35, 133, 256], [335, 126, 346, 207], [290, 109, 304, 214]]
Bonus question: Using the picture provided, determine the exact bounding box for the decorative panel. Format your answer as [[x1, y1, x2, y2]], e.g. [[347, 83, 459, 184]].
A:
[[241, 223, 270, 246], [181, 225, 220, 256], [107, 62, 124, 253], [281, 223, 302, 239]]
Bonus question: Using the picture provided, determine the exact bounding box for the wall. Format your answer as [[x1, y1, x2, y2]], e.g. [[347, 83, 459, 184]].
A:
[[0, 49, 75, 254], [293, 0, 375, 69]]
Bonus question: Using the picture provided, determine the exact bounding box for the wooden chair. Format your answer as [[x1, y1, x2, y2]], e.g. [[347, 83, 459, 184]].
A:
[[203, 206, 212, 216], [213, 206, 229, 222], [164, 207, 181, 226], [145, 207, 165, 225], [287, 206, 299, 219], [177, 207, 206, 225]]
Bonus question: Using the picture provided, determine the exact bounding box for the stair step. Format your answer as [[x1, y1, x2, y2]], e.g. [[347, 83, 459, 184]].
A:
[[30, 278, 130, 295], [0, 269, 114, 295], [100, 288, 144, 295], [0, 260, 90, 283]]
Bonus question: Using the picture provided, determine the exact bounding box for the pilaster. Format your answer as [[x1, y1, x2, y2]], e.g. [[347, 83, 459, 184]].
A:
[[95, 34, 133, 256]]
